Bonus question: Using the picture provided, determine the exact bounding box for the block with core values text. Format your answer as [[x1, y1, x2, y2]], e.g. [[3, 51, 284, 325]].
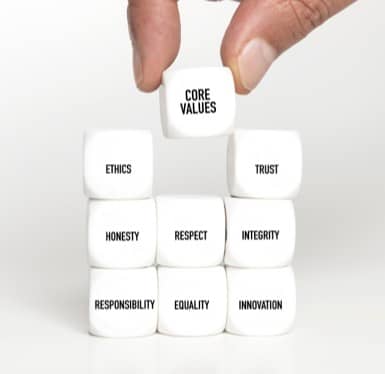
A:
[[158, 267, 227, 336], [88, 199, 156, 269], [224, 198, 296, 268], [89, 268, 158, 337], [159, 67, 236, 138], [156, 195, 225, 267], [227, 130, 302, 199], [226, 267, 296, 336], [83, 129, 153, 199]]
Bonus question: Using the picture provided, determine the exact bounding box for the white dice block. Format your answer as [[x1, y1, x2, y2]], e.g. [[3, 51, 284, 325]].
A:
[[156, 195, 225, 267], [224, 198, 296, 268], [227, 130, 302, 199], [88, 199, 156, 268], [226, 267, 296, 336], [158, 267, 227, 336], [89, 268, 157, 337], [84, 129, 153, 199], [159, 67, 236, 138]]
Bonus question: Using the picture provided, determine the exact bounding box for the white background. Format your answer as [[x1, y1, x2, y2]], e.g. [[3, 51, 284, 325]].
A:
[[0, 0, 384, 372]]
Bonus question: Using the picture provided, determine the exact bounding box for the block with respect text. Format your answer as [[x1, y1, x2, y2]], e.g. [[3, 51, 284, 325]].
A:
[[156, 195, 225, 267]]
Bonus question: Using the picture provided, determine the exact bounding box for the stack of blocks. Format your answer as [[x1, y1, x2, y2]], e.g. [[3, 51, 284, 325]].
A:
[[84, 67, 302, 337]]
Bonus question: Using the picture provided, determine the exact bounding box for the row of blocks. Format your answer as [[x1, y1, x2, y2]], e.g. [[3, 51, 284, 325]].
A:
[[84, 129, 302, 200], [88, 196, 295, 269], [90, 267, 295, 337]]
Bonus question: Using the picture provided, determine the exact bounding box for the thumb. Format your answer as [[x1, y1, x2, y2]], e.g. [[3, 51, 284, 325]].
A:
[[128, 0, 180, 92], [221, 0, 355, 94]]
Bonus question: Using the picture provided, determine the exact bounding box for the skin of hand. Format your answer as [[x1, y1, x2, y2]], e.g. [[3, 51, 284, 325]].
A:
[[127, 0, 356, 94]]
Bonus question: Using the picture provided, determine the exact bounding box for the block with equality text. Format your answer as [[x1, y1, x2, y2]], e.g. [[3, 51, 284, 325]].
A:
[[158, 267, 227, 336]]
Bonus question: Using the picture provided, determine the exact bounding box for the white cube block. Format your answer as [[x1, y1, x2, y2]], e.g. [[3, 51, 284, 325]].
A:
[[89, 268, 157, 337], [88, 199, 156, 268], [226, 267, 296, 336], [227, 130, 302, 199], [158, 267, 227, 336], [84, 129, 153, 199], [224, 198, 295, 268], [159, 67, 236, 138], [156, 195, 225, 267]]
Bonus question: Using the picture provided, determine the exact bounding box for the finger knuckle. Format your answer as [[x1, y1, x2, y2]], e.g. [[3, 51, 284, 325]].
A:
[[285, 0, 331, 38]]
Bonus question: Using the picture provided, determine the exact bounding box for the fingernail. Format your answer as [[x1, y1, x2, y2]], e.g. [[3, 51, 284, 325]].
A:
[[133, 48, 143, 87], [238, 38, 277, 91]]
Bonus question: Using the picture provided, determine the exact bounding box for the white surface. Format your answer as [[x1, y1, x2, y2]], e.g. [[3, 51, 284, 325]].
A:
[[0, 0, 384, 372], [228, 130, 303, 198], [225, 198, 296, 267], [89, 268, 157, 337], [158, 267, 227, 336], [160, 67, 235, 137], [156, 195, 225, 267], [226, 267, 296, 336], [88, 199, 156, 268], [84, 129, 153, 199]]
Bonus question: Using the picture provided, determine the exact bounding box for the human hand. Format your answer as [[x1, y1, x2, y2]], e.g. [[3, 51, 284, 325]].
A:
[[127, 0, 355, 94]]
